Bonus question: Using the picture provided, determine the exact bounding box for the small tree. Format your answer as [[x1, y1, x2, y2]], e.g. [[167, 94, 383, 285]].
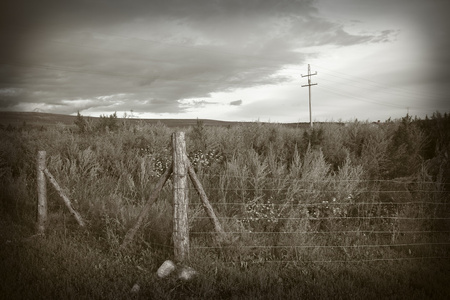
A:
[[190, 118, 207, 151], [302, 127, 324, 150], [97, 112, 119, 132], [386, 114, 425, 178], [74, 111, 88, 133]]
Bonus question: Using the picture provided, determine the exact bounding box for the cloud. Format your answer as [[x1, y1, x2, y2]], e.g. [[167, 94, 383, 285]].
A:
[[0, 0, 404, 116], [370, 30, 399, 43], [179, 99, 218, 108]]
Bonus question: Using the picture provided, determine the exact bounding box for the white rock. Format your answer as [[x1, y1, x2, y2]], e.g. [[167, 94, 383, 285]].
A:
[[157, 260, 176, 278], [178, 266, 198, 281], [131, 284, 140, 293]]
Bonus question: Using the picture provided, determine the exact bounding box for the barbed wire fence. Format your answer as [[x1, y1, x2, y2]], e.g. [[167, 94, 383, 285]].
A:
[[37, 135, 450, 266], [143, 173, 450, 265]]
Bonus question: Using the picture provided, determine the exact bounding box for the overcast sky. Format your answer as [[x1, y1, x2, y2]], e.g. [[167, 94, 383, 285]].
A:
[[1, 0, 449, 122]]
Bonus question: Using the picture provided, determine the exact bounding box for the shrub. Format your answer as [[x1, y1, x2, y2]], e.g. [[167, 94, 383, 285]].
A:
[[386, 115, 425, 178]]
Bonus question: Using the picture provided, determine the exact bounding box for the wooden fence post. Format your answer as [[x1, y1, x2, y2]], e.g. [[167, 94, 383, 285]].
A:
[[37, 151, 47, 235], [172, 132, 189, 263]]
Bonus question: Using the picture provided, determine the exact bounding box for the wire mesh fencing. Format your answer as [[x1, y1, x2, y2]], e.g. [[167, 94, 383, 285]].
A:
[[182, 177, 450, 265]]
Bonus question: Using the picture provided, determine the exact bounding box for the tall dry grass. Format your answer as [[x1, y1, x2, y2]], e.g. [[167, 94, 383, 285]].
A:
[[0, 114, 448, 265]]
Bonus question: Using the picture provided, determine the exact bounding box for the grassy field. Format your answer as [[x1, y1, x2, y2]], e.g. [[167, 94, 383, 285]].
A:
[[0, 111, 449, 299], [1, 218, 449, 299]]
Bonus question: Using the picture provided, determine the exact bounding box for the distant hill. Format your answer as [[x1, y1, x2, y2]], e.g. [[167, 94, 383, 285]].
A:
[[0, 111, 78, 127], [0, 111, 312, 129]]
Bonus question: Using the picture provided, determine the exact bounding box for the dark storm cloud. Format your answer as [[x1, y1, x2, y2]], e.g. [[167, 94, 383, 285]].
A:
[[2, 0, 317, 35], [0, 88, 23, 109], [0, 0, 402, 115], [230, 100, 243, 106]]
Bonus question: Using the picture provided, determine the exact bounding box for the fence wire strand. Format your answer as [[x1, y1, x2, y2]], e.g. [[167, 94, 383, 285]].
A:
[[191, 242, 450, 249], [176, 186, 449, 193], [182, 174, 450, 185], [140, 173, 450, 264], [191, 216, 450, 220], [189, 230, 450, 235], [217, 256, 450, 264], [188, 201, 449, 206]]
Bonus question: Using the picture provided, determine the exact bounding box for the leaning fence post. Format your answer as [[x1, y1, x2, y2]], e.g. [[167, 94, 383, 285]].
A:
[[43, 168, 86, 227], [172, 132, 190, 263], [37, 151, 47, 235], [187, 160, 229, 243]]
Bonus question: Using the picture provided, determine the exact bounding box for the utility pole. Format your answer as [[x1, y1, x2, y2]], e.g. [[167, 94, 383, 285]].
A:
[[302, 64, 317, 127]]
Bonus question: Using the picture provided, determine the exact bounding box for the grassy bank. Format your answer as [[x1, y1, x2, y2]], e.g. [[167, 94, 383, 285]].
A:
[[1, 218, 449, 299]]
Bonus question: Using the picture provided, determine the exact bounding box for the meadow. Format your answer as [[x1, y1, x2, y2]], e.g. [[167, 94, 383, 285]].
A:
[[0, 112, 449, 299]]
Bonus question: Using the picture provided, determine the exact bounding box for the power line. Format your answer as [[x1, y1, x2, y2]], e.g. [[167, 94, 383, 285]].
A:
[[319, 86, 411, 109], [317, 75, 427, 104], [312, 63, 448, 99], [301, 64, 317, 127], [308, 67, 427, 112]]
